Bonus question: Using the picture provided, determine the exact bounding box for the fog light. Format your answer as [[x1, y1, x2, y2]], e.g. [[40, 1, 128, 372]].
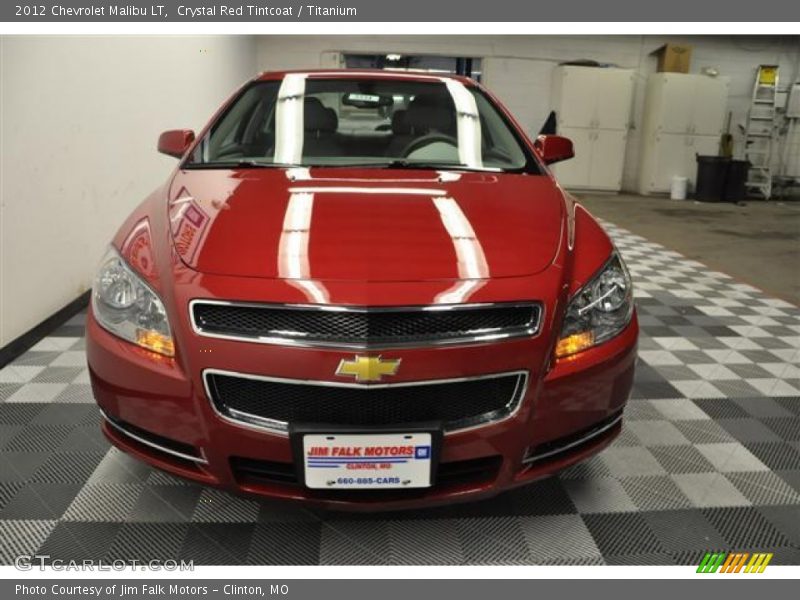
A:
[[555, 331, 595, 359], [136, 330, 175, 357]]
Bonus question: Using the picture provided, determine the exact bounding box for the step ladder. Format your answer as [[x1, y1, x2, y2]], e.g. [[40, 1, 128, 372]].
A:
[[745, 65, 779, 199]]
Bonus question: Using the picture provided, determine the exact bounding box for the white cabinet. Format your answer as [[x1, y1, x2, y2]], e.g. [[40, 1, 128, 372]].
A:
[[645, 133, 720, 192], [550, 127, 592, 187], [638, 73, 730, 194], [550, 66, 635, 191], [556, 127, 627, 191]]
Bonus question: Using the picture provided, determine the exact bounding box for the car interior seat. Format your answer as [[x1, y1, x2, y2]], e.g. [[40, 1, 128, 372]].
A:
[[302, 97, 341, 158]]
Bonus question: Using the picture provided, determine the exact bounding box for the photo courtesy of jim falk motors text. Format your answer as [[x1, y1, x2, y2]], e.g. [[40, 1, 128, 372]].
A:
[[14, 583, 288, 597]]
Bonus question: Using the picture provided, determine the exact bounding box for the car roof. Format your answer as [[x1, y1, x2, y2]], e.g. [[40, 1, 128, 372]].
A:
[[254, 69, 478, 86]]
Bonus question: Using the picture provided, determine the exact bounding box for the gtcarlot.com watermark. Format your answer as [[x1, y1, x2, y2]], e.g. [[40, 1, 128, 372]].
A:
[[15, 555, 194, 572]]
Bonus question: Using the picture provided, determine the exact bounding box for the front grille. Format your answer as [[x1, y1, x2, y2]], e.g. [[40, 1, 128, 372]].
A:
[[205, 370, 527, 433], [191, 301, 540, 348]]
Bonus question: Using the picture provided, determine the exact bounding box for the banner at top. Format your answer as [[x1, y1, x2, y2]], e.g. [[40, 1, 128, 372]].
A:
[[4, 0, 800, 22]]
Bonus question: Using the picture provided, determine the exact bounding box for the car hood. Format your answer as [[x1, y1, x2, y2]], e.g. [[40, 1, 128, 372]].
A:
[[167, 167, 564, 282]]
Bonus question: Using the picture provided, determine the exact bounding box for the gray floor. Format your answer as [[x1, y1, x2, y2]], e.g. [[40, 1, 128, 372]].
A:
[[577, 194, 800, 307], [1, 219, 798, 565]]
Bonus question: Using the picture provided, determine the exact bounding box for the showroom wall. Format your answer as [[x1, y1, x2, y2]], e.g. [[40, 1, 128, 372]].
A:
[[254, 35, 800, 189], [0, 36, 257, 347]]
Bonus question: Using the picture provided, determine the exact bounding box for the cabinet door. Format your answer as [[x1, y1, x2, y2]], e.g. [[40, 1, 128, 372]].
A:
[[691, 78, 729, 136], [648, 133, 690, 192], [657, 75, 695, 134], [555, 68, 597, 129], [552, 127, 592, 188], [594, 70, 635, 130], [589, 129, 627, 190]]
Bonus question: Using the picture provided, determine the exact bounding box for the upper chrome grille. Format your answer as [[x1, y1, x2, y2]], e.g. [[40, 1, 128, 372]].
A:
[[190, 301, 542, 348]]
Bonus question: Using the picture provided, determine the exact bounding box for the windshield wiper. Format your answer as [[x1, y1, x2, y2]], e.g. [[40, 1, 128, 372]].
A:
[[324, 160, 500, 172], [384, 160, 460, 169], [183, 160, 296, 170], [183, 160, 508, 173], [383, 160, 504, 173]]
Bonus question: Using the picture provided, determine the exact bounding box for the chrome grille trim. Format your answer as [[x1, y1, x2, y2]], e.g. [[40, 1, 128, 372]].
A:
[[202, 368, 530, 437], [99, 408, 208, 464], [189, 299, 542, 349], [522, 412, 623, 465]]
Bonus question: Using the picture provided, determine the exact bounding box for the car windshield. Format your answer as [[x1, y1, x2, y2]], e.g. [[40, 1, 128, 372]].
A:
[[185, 76, 537, 172]]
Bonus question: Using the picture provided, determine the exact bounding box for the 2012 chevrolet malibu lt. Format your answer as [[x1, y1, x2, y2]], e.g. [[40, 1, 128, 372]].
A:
[[87, 70, 638, 510]]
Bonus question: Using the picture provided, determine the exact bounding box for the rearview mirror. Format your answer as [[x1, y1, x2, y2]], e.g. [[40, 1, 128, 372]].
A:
[[534, 135, 574, 165], [158, 129, 195, 159], [342, 92, 393, 108]]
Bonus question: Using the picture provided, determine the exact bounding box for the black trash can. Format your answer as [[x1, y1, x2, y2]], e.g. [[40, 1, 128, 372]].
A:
[[723, 160, 750, 202], [695, 155, 729, 202]]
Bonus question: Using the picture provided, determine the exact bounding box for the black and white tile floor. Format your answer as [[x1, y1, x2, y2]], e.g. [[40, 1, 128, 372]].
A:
[[1, 220, 798, 566]]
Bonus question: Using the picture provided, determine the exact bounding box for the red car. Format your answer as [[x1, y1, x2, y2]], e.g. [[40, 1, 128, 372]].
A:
[[87, 70, 637, 510]]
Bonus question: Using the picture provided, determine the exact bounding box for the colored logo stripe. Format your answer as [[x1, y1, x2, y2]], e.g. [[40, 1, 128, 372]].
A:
[[744, 553, 773, 573], [697, 552, 773, 573], [697, 552, 727, 573]]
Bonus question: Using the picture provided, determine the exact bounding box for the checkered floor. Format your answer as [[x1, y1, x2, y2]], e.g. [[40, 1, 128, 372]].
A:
[[1, 220, 799, 566]]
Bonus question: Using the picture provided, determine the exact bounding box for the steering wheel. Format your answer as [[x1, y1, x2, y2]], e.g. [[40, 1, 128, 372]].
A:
[[401, 133, 459, 158]]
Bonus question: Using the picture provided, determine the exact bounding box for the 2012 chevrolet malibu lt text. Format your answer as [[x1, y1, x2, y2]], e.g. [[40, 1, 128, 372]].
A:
[[87, 70, 638, 510]]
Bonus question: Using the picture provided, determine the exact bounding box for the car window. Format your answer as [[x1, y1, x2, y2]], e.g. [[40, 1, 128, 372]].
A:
[[187, 77, 538, 173]]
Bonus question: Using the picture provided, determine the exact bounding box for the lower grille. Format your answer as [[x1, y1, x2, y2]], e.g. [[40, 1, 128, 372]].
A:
[[205, 370, 528, 434]]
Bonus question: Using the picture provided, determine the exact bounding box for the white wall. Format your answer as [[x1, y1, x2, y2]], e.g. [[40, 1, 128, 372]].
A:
[[255, 35, 800, 187], [0, 36, 257, 347]]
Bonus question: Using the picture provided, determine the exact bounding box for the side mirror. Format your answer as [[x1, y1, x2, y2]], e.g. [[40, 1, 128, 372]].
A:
[[534, 134, 574, 165], [158, 129, 195, 159]]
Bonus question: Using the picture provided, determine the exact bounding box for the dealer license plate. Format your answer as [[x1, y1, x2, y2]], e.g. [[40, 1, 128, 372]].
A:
[[302, 432, 433, 489]]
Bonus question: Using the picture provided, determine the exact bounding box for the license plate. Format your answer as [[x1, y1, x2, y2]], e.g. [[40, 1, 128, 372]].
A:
[[302, 432, 433, 489]]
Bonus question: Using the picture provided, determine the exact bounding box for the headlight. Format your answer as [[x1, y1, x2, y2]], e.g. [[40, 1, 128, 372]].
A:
[[556, 252, 633, 359], [92, 247, 175, 357]]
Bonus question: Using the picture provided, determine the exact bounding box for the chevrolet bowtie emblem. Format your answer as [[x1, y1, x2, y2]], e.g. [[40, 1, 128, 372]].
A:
[[335, 355, 401, 383]]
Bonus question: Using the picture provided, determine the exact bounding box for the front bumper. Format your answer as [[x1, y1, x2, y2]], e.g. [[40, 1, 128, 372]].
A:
[[87, 309, 637, 511]]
